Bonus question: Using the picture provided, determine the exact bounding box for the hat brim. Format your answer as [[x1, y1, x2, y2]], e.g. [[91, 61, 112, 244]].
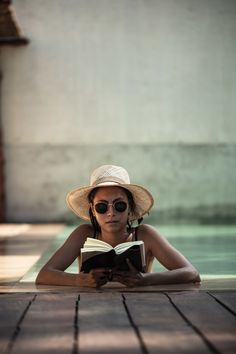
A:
[[66, 182, 154, 221]]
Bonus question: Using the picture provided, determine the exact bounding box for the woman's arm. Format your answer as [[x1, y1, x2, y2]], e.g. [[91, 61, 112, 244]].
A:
[[114, 224, 200, 287], [141, 265, 200, 286], [35, 224, 108, 287], [144, 224, 200, 284]]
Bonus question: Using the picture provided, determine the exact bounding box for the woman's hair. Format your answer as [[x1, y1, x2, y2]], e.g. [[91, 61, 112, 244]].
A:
[[88, 187, 142, 238], [88, 188, 101, 238]]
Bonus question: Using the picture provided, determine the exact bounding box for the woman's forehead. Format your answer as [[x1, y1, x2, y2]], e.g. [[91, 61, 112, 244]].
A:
[[94, 186, 128, 200]]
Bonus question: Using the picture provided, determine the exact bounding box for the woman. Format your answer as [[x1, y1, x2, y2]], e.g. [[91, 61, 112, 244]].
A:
[[36, 164, 200, 287]]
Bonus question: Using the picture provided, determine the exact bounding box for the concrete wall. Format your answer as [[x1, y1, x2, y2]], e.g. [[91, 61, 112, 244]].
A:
[[1, 0, 236, 223]]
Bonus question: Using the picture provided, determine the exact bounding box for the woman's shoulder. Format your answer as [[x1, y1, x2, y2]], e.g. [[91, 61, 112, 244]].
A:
[[68, 223, 94, 242], [72, 223, 94, 233], [136, 223, 157, 233], [136, 224, 169, 255], [136, 224, 163, 241]]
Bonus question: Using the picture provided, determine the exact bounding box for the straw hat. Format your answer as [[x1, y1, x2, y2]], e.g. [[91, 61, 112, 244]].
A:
[[66, 165, 154, 221]]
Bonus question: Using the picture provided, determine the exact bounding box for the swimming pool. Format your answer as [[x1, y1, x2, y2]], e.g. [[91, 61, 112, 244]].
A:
[[22, 224, 236, 282]]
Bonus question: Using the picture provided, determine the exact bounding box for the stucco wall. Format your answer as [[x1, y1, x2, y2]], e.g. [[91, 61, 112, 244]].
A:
[[1, 0, 236, 223]]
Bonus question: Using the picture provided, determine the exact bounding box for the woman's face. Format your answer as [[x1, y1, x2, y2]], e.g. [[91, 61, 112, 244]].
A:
[[91, 186, 130, 233]]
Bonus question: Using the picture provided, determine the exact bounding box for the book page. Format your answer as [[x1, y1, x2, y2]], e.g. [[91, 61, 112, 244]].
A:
[[114, 240, 144, 254], [81, 238, 113, 253]]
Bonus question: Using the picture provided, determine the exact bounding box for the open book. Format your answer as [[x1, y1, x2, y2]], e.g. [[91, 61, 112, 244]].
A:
[[80, 238, 146, 274]]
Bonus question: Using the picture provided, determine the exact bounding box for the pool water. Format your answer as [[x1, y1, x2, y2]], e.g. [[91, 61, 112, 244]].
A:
[[152, 225, 236, 279], [22, 225, 236, 282]]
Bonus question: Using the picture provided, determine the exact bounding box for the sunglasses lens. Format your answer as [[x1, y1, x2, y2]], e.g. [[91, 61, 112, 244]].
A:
[[114, 201, 127, 212], [94, 202, 108, 214]]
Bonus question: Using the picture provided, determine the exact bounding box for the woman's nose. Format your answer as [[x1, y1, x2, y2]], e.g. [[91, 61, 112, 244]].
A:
[[107, 204, 115, 215]]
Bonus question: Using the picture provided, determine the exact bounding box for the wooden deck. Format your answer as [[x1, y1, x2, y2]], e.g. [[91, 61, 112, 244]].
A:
[[1, 289, 236, 353], [0, 224, 236, 354]]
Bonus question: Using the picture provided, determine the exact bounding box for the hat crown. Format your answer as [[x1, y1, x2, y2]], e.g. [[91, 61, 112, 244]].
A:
[[90, 165, 130, 186]]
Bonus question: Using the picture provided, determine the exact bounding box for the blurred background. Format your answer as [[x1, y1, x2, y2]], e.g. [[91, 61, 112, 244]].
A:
[[0, 0, 236, 225]]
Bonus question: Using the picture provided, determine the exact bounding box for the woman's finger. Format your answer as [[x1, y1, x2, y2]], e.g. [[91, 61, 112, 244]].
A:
[[92, 268, 111, 274]]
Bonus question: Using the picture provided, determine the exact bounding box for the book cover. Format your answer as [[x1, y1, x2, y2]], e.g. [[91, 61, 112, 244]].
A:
[[80, 238, 146, 274]]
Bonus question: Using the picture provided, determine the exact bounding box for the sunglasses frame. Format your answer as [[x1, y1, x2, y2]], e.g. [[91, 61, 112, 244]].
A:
[[93, 200, 128, 214]]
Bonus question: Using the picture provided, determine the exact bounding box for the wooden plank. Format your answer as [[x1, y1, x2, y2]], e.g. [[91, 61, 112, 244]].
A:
[[209, 291, 236, 314], [0, 293, 35, 354], [123, 292, 210, 354], [168, 291, 236, 354], [79, 293, 142, 354], [9, 293, 78, 354]]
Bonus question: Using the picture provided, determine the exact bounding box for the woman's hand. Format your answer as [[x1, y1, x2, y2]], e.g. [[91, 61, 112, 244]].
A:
[[77, 268, 110, 288], [112, 259, 147, 287]]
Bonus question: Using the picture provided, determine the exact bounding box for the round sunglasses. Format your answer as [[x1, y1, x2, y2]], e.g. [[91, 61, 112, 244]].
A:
[[94, 201, 128, 214]]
